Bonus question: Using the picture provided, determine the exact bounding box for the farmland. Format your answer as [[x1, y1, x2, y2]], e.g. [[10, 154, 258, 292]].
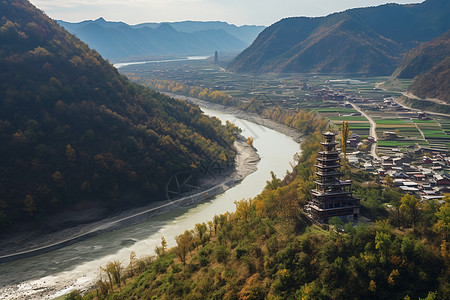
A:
[[118, 57, 450, 154]]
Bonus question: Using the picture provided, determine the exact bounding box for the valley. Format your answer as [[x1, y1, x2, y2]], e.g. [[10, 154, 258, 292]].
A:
[[1, 0, 449, 299]]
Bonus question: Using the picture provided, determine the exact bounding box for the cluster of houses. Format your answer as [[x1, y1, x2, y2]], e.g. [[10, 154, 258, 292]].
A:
[[350, 147, 449, 202]]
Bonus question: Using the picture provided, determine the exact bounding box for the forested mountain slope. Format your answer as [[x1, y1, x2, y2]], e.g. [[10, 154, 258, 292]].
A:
[[392, 30, 450, 103], [229, 0, 450, 75], [0, 0, 237, 233]]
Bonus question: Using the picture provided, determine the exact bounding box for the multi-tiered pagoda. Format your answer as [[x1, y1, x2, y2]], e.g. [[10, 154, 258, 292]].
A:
[[308, 132, 359, 223]]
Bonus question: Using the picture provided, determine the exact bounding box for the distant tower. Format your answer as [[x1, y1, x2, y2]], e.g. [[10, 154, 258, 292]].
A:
[[307, 132, 360, 223], [214, 50, 219, 65]]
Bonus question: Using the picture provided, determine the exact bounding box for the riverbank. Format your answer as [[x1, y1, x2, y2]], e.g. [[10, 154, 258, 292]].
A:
[[0, 99, 303, 300], [164, 92, 304, 144], [0, 136, 259, 262]]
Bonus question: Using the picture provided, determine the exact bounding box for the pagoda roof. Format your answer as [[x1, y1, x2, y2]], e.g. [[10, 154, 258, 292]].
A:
[[315, 164, 341, 169], [323, 132, 336, 136]]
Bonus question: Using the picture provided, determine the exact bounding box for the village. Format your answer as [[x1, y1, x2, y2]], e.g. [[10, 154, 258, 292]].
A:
[[311, 87, 450, 204], [120, 59, 450, 204]]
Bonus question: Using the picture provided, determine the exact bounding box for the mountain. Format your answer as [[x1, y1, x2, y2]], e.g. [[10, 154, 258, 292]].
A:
[[58, 19, 260, 62], [0, 0, 237, 233], [396, 30, 450, 103], [229, 0, 450, 75], [393, 30, 450, 79], [133, 21, 266, 45], [409, 57, 450, 103]]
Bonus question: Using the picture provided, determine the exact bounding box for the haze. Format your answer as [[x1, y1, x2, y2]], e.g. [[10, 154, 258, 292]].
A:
[[30, 0, 423, 26]]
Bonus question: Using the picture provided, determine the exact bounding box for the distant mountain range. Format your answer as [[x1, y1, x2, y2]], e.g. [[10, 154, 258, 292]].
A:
[[58, 18, 265, 62], [394, 30, 450, 103], [229, 0, 449, 75]]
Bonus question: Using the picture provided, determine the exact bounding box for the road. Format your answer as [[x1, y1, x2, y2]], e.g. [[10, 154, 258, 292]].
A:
[[394, 96, 450, 118], [347, 101, 380, 161]]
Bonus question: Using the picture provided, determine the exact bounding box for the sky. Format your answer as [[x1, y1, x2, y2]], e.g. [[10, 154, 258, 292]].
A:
[[29, 0, 424, 26]]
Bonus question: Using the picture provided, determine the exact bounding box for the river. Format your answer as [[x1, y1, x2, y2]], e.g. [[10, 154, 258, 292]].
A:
[[0, 107, 300, 300], [114, 56, 210, 68]]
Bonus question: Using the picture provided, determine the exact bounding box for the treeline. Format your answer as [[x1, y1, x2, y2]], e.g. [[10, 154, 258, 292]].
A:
[[134, 78, 324, 135], [0, 0, 238, 233], [135, 78, 240, 107], [75, 121, 449, 300]]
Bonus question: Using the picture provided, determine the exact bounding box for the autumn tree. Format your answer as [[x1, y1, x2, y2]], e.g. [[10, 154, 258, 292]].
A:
[[102, 260, 122, 291], [127, 251, 136, 277], [400, 194, 422, 231], [341, 121, 350, 158], [175, 230, 192, 265], [434, 197, 450, 239]]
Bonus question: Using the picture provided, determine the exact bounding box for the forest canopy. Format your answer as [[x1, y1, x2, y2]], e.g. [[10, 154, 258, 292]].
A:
[[0, 0, 238, 233]]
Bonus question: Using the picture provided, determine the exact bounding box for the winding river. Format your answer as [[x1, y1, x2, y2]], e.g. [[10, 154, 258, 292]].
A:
[[0, 107, 300, 300]]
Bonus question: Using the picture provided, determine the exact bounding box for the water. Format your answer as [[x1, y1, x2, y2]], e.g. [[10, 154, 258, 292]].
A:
[[0, 107, 300, 299], [114, 56, 210, 68]]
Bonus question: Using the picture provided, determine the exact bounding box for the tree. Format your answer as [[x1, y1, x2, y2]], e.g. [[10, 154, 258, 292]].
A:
[[434, 198, 450, 239], [328, 216, 344, 230], [341, 121, 350, 158], [247, 136, 254, 147], [215, 244, 229, 264], [375, 231, 392, 264], [102, 260, 122, 290], [400, 194, 421, 230], [265, 171, 281, 190], [195, 223, 208, 245], [175, 230, 192, 265], [24, 194, 36, 216], [384, 174, 394, 187], [161, 236, 167, 252], [127, 251, 136, 277], [65, 144, 76, 162]]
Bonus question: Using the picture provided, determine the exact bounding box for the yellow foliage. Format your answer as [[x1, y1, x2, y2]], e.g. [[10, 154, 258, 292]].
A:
[[369, 280, 376, 292]]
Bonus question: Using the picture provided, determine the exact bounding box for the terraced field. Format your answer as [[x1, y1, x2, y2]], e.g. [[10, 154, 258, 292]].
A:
[[413, 119, 450, 150]]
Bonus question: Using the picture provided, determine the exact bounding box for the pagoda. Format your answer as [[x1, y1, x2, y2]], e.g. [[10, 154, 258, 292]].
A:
[[307, 132, 359, 223]]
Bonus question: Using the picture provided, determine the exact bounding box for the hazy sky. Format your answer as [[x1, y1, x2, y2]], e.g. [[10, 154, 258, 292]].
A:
[[29, 0, 424, 26]]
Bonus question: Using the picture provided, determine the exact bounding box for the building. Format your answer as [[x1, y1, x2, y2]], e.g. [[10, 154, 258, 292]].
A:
[[307, 132, 360, 223], [214, 50, 219, 64]]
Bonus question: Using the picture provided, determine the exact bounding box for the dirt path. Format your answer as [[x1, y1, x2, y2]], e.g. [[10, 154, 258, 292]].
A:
[[347, 102, 380, 160]]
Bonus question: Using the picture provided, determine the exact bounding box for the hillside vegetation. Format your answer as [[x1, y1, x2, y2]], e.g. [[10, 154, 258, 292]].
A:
[[229, 0, 449, 75], [0, 0, 238, 234], [76, 117, 450, 300]]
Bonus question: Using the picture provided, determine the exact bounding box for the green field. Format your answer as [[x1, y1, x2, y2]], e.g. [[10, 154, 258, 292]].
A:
[[375, 119, 412, 125], [412, 119, 437, 124], [378, 140, 429, 147], [317, 108, 358, 113], [329, 116, 368, 121]]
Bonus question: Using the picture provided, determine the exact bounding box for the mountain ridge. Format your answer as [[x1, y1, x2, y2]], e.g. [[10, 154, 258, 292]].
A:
[[229, 0, 449, 75], [58, 19, 265, 62]]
